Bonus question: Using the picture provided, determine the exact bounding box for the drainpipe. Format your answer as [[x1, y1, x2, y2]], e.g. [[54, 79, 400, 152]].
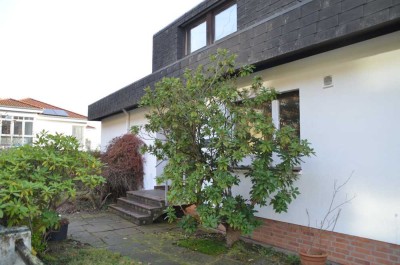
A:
[[122, 109, 130, 133]]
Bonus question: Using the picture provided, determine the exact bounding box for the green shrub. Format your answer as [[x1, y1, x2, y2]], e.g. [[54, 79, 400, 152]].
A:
[[134, 49, 314, 246], [0, 132, 105, 251]]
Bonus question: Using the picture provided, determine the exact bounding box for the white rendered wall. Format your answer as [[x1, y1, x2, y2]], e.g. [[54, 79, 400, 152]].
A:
[[101, 109, 157, 190], [101, 112, 127, 151], [233, 32, 400, 245], [85, 121, 101, 150], [34, 116, 97, 150], [129, 108, 157, 190], [34, 117, 86, 136], [0, 108, 99, 150]]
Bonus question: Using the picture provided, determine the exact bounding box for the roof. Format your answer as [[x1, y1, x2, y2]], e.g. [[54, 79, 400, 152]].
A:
[[88, 0, 400, 121], [0, 98, 87, 119], [0, 98, 41, 109], [20, 98, 87, 119]]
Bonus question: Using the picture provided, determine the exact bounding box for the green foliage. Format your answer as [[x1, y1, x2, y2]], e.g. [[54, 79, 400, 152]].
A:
[[32, 231, 47, 254], [177, 232, 300, 264], [135, 49, 313, 238], [286, 254, 301, 265], [177, 238, 227, 255], [0, 131, 105, 251], [164, 206, 178, 223], [178, 215, 198, 235]]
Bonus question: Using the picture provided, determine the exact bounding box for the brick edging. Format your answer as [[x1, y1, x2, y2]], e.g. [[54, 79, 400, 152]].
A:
[[250, 218, 400, 265]]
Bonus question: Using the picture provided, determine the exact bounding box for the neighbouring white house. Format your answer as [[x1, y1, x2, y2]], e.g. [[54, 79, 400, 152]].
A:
[[88, 1, 400, 264], [0, 98, 100, 150]]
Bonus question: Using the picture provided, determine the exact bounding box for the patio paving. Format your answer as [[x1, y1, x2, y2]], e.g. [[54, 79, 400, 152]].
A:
[[66, 211, 246, 265]]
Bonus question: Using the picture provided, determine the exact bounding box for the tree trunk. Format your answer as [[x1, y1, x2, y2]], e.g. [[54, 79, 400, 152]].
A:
[[225, 225, 241, 247]]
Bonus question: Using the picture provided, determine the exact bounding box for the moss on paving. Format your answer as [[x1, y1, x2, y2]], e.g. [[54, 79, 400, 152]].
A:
[[42, 240, 136, 265], [175, 231, 301, 265], [177, 238, 227, 256]]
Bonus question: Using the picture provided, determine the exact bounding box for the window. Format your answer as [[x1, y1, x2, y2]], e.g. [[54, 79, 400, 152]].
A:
[[186, 2, 237, 54], [0, 116, 34, 148], [72, 126, 84, 146], [251, 90, 300, 137], [214, 4, 237, 41], [190, 21, 207, 53], [278, 91, 300, 137]]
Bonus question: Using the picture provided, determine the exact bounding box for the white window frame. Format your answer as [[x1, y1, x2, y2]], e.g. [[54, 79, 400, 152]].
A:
[[0, 115, 34, 148]]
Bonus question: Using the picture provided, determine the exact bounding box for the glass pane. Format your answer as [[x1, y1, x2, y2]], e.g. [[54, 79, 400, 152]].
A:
[[12, 137, 23, 146], [25, 122, 33, 136], [1, 120, 11, 134], [215, 4, 237, 41], [72, 126, 84, 144], [190, 21, 207, 53], [1, 136, 11, 146], [24, 137, 33, 145], [14, 121, 23, 135], [279, 91, 300, 137]]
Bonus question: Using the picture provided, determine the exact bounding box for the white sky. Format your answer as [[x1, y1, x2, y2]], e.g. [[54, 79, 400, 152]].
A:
[[0, 0, 203, 116]]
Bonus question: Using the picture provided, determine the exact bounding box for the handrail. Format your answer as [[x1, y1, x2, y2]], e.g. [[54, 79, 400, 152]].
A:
[[15, 239, 44, 265]]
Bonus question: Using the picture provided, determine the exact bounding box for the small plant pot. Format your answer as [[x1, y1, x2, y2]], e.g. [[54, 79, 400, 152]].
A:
[[48, 223, 69, 241], [299, 250, 328, 265]]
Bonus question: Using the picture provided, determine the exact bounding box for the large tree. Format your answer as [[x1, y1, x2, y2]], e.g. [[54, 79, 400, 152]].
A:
[[133, 49, 314, 246]]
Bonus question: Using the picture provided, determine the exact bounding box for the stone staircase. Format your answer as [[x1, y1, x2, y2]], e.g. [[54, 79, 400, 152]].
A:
[[109, 189, 166, 225]]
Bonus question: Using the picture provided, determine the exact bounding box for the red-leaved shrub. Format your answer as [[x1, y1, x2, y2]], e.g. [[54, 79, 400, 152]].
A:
[[101, 134, 144, 198]]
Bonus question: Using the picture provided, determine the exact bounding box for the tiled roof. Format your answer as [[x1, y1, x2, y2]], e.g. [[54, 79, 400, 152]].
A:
[[0, 98, 87, 119], [19, 98, 87, 119], [0, 98, 41, 109]]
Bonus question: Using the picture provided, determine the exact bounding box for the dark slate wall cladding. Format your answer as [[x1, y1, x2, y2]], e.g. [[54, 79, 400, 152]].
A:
[[152, 0, 221, 73], [152, 0, 303, 72], [89, 0, 400, 121], [237, 0, 300, 30]]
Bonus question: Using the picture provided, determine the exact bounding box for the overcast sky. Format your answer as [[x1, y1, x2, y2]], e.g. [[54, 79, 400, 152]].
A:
[[0, 0, 203, 116]]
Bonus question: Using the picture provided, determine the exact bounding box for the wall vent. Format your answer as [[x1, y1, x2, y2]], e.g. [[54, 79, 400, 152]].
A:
[[323, 75, 333, 88]]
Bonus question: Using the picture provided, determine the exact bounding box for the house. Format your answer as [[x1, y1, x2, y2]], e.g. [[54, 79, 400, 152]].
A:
[[0, 98, 100, 150], [88, 0, 400, 264]]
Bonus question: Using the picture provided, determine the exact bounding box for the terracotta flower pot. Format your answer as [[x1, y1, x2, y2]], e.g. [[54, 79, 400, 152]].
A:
[[299, 249, 328, 265]]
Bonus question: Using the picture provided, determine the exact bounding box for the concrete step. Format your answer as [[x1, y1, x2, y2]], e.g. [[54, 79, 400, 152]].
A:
[[117, 197, 164, 218], [126, 189, 166, 207], [108, 205, 152, 225]]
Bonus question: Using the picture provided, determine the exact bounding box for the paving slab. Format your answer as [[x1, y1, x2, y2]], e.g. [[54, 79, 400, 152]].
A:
[[114, 227, 142, 236], [65, 211, 280, 265]]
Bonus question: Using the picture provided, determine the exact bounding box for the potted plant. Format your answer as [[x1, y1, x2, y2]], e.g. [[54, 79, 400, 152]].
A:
[[47, 216, 70, 241], [299, 175, 355, 265]]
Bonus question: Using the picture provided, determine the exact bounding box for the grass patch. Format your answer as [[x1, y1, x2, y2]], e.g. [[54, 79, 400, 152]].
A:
[[177, 238, 227, 255], [41, 240, 136, 265], [176, 231, 300, 264]]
